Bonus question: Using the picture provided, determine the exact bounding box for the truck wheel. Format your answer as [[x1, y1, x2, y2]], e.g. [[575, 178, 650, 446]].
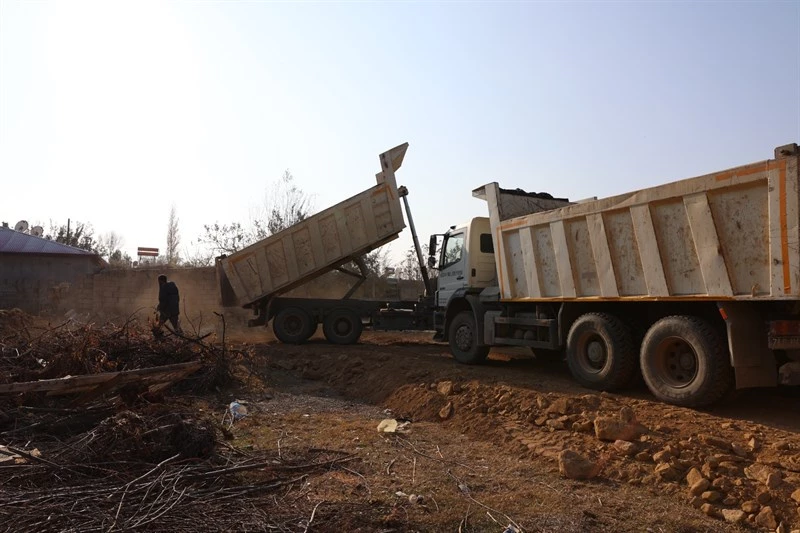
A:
[[273, 307, 315, 344], [565, 313, 637, 391], [323, 309, 363, 345], [449, 311, 490, 364], [640, 316, 733, 407]]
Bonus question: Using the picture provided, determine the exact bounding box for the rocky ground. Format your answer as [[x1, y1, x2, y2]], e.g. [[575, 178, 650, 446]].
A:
[[219, 329, 800, 532]]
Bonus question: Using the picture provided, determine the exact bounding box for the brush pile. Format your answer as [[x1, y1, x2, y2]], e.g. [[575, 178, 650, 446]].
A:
[[0, 311, 357, 531]]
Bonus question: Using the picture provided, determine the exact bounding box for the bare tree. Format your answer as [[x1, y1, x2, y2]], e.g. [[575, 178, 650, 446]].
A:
[[252, 170, 314, 237], [398, 244, 425, 280], [97, 232, 130, 266], [197, 171, 314, 263], [166, 204, 181, 266]]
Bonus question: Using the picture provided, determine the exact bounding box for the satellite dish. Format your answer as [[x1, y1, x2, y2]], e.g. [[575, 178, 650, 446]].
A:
[[31, 225, 44, 237], [14, 220, 29, 233]]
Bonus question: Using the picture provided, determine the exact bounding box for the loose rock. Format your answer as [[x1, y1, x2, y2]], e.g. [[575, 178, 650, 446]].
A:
[[436, 381, 454, 396], [742, 501, 760, 514], [438, 402, 453, 420], [701, 490, 722, 503], [612, 440, 638, 456], [756, 491, 772, 505], [558, 449, 600, 480], [689, 479, 711, 496], [699, 434, 731, 451], [700, 503, 718, 517], [655, 462, 682, 482], [594, 409, 647, 441], [755, 506, 777, 530], [686, 467, 705, 487], [745, 463, 779, 486], [721, 509, 746, 524]]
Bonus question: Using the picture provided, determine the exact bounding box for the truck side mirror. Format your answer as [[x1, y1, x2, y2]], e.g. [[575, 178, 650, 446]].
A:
[[427, 255, 437, 269], [428, 235, 438, 257]]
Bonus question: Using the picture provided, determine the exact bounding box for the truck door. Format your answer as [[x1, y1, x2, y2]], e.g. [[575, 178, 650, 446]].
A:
[[436, 231, 466, 307]]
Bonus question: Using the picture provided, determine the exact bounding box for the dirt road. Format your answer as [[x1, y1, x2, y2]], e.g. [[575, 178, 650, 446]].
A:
[[221, 331, 800, 532]]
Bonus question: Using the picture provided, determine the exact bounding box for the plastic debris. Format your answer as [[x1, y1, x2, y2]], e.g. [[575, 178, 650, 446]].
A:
[[229, 402, 248, 420], [377, 418, 411, 434]]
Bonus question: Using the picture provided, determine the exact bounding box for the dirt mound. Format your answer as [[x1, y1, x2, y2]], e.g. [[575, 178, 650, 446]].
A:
[[257, 339, 800, 531]]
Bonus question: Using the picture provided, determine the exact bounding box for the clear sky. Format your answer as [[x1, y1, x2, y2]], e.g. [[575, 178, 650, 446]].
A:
[[1, 0, 799, 267]]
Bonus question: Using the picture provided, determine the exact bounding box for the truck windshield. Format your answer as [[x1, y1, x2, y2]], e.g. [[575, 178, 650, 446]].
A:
[[441, 233, 464, 269]]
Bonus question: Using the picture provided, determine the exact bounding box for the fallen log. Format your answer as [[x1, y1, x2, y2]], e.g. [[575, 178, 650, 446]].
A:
[[0, 361, 202, 396]]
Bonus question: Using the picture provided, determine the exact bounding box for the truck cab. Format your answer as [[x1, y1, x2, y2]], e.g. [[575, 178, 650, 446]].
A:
[[431, 217, 497, 344]]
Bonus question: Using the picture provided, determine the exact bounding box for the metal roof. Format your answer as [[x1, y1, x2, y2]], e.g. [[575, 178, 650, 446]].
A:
[[0, 226, 99, 256]]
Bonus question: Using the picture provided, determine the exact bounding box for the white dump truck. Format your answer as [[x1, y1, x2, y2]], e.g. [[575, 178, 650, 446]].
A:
[[432, 142, 800, 406], [217, 143, 436, 344]]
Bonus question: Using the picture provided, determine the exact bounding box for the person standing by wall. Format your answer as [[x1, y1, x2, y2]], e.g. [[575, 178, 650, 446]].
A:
[[156, 274, 183, 334]]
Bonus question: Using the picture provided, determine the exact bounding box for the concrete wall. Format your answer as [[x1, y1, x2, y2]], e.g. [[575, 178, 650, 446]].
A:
[[22, 265, 425, 340], [0, 253, 101, 314]]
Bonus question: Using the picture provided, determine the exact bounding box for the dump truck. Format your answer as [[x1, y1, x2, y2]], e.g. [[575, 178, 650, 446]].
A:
[[217, 143, 435, 344], [431, 142, 800, 406]]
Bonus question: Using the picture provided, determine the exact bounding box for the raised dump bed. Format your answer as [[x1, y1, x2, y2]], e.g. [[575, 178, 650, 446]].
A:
[[218, 143, 408, 308]]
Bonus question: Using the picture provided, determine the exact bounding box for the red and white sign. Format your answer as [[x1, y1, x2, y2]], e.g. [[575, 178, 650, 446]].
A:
[[137, 247, 159, 257]]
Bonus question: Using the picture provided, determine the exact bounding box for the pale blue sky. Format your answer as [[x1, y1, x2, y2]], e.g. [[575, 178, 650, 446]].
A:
[[1, 0, 799, 265]]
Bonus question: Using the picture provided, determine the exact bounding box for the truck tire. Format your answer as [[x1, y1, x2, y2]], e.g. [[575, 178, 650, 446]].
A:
[[640, 316, 733, 407], [565, 313, 637, 391], [273, 307, 315, 344], [323, 308, 363, 345], [449, 311, 490, 364]]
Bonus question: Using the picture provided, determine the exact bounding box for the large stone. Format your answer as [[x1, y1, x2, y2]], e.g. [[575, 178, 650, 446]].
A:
[[653, 449, 673, 463], [436, 381, 454, 396], [766, 471, 782, 489], [699, 434, 731, 451], [594, 409, 647, 442], [745, 463, 778, 485], [756, 491, 772, 505], [686, 467, 705, 487], [612, 440, 638, 456], [700, 503, 718, 517], [741, 501, 760, 514], [689, 478, 711, 496], [546, 397, 572, 415], [755, 506, 777, 530], [701, 490, 722, 503], [712, 476, 733, 492], [791, 488, 800, 503], [655, 462, 682, 482], [572, 420, 593, 433], [731, 442, 748, 457], [721, 509, 746, 524], [558, 450, 600, 480]]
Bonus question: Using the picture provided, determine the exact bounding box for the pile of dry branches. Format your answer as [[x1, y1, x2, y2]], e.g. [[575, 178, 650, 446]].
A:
[[0, 309, 238, 394], [0, 311, 365, 531], [1, 412, 356, 532]]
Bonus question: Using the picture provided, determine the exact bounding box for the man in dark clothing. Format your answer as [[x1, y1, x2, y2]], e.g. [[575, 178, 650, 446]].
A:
[[156, 274, 183, 334]]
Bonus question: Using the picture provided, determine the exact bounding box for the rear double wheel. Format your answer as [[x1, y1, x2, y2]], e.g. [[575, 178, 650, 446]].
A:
[[565, 313, 637, 391], [273, 307, 316, 344], [640, 316, 733, 407], [323, 308, 363, 345]]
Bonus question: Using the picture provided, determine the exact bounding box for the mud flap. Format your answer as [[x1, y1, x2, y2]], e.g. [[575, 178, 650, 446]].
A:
[[718, 302, 777, 388]]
